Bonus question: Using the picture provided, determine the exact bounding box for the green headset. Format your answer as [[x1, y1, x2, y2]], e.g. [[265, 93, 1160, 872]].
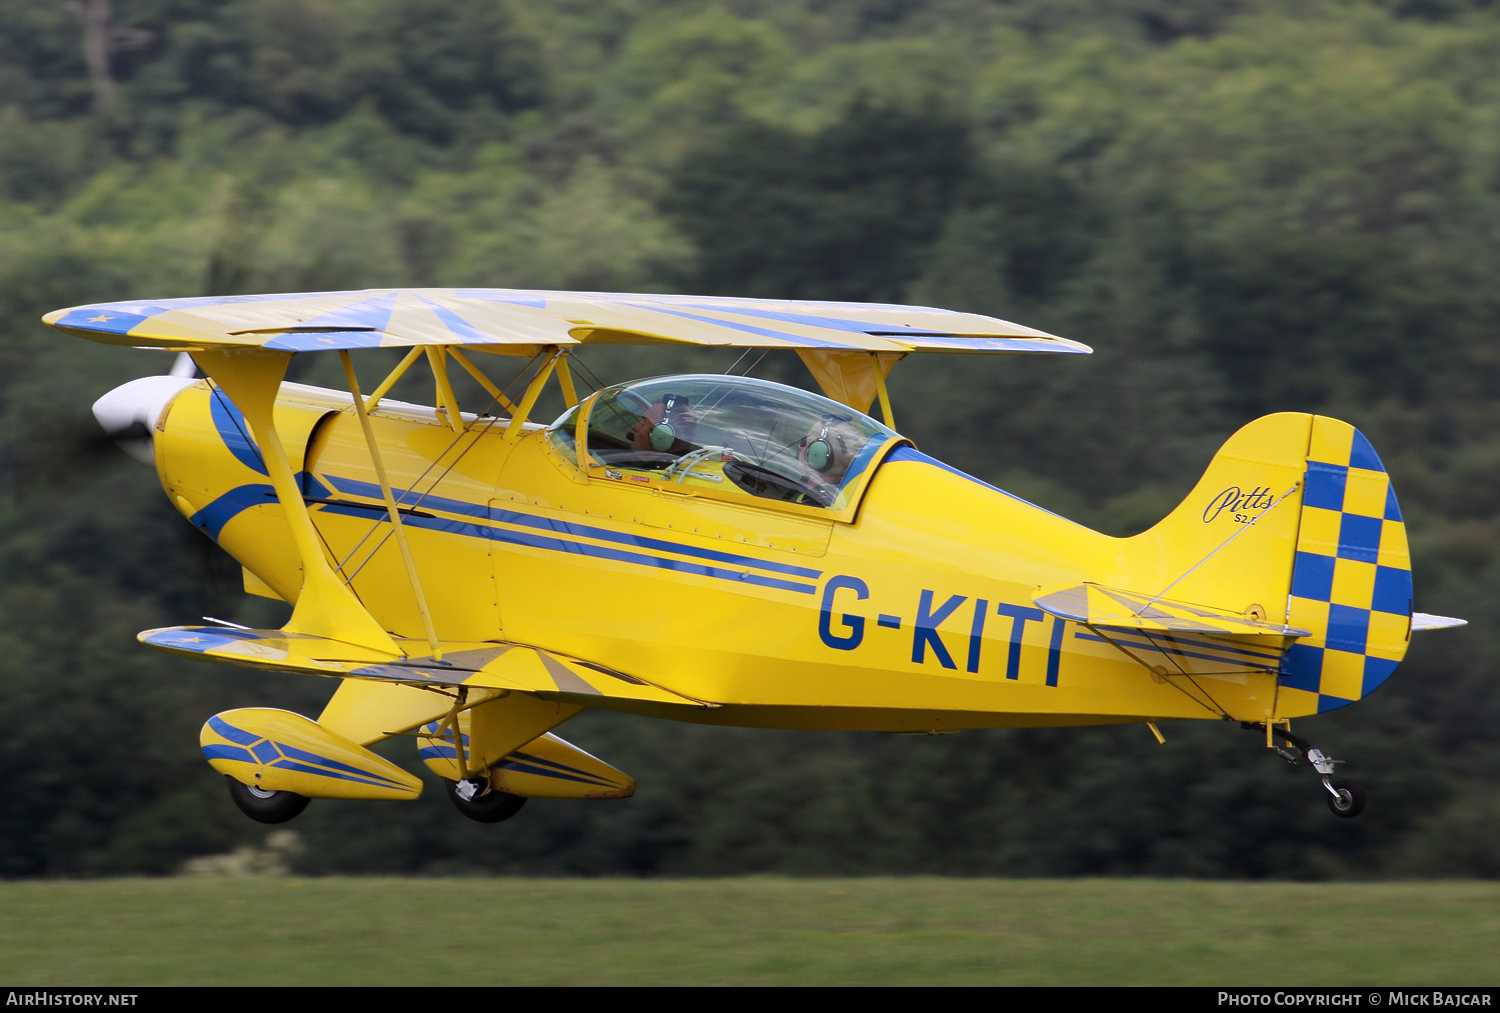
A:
[[649, 393, 688, 452], [806, 414, 852, 472]]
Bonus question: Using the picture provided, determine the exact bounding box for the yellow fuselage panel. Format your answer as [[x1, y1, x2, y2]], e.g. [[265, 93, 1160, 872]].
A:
[[156, 383, 1307, 730]]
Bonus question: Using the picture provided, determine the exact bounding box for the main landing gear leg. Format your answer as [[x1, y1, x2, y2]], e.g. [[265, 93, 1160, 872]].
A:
[[1241, 722, 1365, 818]]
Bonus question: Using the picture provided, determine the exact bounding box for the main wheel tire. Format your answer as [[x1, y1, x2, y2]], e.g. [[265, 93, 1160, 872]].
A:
[[1327, 779, 1366, 818], [226, 777, 311, 824], [445, 780, 527, 823]]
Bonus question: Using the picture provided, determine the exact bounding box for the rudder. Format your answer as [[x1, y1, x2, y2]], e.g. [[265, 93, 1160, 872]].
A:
[[1278, 418, 1412, 714]]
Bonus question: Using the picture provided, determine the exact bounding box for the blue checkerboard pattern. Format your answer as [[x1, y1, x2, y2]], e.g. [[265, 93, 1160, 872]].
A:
[[1279, 419, 1412, 713]]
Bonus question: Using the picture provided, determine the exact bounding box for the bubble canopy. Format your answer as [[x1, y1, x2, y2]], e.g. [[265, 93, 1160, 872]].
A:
[[548, 375, 899, 510]]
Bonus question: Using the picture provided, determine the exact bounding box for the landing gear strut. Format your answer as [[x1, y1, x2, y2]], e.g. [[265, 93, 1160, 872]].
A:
[[1241, 723, 1366, 818]]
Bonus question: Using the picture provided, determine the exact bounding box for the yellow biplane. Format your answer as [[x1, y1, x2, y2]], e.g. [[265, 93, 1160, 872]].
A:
[[49, 288, 1463, 824]]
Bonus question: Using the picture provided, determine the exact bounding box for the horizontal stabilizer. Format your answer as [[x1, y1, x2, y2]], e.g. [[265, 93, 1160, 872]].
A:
[[142, 626, 711, 708], [462, 645, 717, 708], [1033, 584, 1310, 638], [201, 708, 422, 800], [1411, 612, 1466, 632]]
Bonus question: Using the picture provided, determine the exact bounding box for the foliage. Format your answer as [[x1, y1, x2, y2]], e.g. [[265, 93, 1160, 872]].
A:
[[0, 0, 1497, 878]]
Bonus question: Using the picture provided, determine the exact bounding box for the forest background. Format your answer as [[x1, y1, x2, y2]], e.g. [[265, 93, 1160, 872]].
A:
[[1, 0, 1498, 879]]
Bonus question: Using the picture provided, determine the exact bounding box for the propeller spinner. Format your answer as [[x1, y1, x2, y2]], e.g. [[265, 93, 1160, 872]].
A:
[[92, 352, 198, 463]]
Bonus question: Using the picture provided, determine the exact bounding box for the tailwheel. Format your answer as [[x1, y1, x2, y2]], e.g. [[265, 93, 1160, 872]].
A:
[[1325, 778, 1365, 819], [226, 776, 310, 824], [1243, 722, 1367, 819], [445, 778, 527, 823]]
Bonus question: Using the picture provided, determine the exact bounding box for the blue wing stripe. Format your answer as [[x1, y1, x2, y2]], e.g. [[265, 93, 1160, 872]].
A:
[[624, 303, 850, 349]]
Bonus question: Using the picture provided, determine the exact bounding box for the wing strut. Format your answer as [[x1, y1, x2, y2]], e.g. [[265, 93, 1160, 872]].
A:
[[191, 349, 401, 657], [872, 351, 896, 428], [364, 347, 423, 412], [555, 354, 580, 408], [505, 348, 562, 441], [448, 348, 518, 412], [426, 347, 465, 434], [339, 351, 444, 660]]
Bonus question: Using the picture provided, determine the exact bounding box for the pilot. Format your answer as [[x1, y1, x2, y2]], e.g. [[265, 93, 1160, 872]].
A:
[[629, 393, 698, 457], [796, 413, 858, 490]]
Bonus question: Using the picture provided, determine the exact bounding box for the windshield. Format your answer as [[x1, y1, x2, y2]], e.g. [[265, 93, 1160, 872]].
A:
[[548, 375, 898, 509]]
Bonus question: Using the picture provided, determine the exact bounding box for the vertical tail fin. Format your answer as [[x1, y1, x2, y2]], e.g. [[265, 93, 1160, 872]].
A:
[[1119, 413, 1413, 717]]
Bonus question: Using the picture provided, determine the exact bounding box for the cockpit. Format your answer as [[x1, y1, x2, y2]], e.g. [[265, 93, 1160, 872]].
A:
[[547, 375, 899, 510]]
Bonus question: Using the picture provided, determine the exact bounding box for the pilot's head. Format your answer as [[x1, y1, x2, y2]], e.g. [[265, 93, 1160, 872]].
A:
[[630, 394, 697, 453], [798, 414, 856, 479]]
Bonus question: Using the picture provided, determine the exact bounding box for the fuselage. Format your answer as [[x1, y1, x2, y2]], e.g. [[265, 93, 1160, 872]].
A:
[[153, 378, 1296, 731]]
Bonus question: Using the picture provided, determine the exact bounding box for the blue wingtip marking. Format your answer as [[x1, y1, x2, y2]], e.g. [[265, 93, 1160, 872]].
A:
[[148, 629, 248, 653], [55, 308, 151, 335]]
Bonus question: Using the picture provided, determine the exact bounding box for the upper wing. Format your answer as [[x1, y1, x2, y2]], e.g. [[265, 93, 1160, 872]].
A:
[[44, 288, 1091, 356], [139, 626, 715, 708], [1033, 583, 1310, 639]]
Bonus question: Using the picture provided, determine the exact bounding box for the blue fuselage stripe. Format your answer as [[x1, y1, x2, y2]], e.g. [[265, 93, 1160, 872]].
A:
[[321, 473, 824, 579]]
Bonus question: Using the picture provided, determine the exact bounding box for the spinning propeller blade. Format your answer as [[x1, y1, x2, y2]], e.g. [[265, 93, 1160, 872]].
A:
[[92, 352, 198, 462]]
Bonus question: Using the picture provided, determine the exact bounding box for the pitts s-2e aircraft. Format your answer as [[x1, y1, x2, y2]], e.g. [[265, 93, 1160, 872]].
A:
[[49, 288, 1465, 824]]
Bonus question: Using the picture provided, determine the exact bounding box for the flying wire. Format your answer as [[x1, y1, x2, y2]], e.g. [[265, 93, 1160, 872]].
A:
[[1085, 624, 1230, 719]]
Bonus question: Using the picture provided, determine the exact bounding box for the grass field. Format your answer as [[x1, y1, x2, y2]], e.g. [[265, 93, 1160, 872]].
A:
[[0, 878, 1495, 986]]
